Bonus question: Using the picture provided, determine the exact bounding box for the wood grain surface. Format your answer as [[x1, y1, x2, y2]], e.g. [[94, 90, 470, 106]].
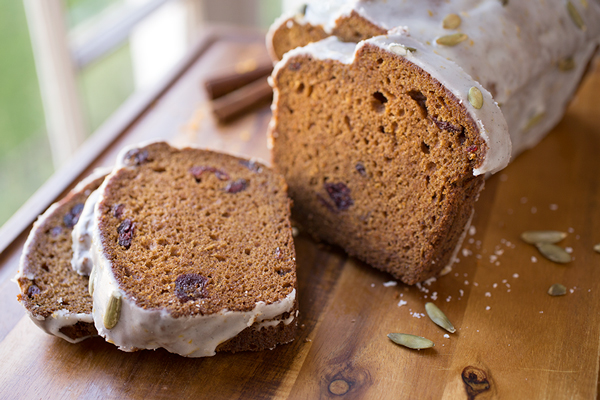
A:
[[1, 29, 599, 399]]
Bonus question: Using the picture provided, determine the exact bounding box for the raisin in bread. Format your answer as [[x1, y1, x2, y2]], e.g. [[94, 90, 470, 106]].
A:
[[269, 33, 510, 284], [85, 142, 297, 357], [15, 171, 107, 342], [268, 0, 600, 158]]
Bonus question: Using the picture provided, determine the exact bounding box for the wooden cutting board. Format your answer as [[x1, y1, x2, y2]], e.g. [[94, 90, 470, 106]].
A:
[[0, 28, 599, 399]]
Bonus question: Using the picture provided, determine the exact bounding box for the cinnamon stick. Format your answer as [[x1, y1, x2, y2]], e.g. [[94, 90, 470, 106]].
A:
[[211, 78, 273, 123], [204, 61, 273, 100]]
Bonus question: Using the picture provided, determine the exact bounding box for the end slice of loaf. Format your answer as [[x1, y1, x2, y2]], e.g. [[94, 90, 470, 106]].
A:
[[269, 35, 510, 284], [88, 142, 298, 357], [15, 172, 106, 343]]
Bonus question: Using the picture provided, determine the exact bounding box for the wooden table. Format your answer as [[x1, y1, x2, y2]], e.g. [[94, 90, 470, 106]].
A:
[[1, 27, 599, 399]]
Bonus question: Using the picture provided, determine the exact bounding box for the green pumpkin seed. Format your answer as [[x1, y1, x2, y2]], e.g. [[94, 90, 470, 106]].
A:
[[558, 57, 576, 71], [88, 266, 97, 296], [521, 230, 567, 244], [104, 291, 122, 329], [536, 243, 571, 264], [436, 33, 468, 46], [442, 14, 462, 29], [468, 87, 483, 109], [567, 1, 586, 31], [388, 333, 434, 349], [548, 283, 567, 296], [389, 44, 417, 56], [523, 112, 546, 131], [425, 302, 456, 333]]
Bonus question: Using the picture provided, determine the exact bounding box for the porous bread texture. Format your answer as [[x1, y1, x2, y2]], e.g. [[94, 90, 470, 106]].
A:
[[91, 142, 297, 356], [15, 173, 106, 343], [270, 41, 486, 285]]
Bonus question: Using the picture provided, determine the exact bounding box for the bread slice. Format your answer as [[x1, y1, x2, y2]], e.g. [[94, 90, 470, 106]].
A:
[[268, 34, 510, 284], [15, 172, 106, 342], [86, 142, 297, 357]]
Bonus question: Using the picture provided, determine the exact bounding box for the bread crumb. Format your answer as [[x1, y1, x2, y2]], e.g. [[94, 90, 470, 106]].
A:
[[398, 300, 408, 307], [531, 256, 538, 263], [485, 292, 491, 297], [531, 207, 537, 214], [443, 334, 450, 338], [549, 204, 558, 210], [383, 281, 397, 287], [513, 273, 519, 278], [565, 247, 573, 254], [485, 306, 491, 311]]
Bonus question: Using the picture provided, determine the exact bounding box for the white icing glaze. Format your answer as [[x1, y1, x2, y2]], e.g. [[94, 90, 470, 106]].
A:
[[89, 143, 297, 357], [270, 0, 600, 167], [273, 34, 511, 175], [71, 188, 100, 276], [29, 310, 94, 344]]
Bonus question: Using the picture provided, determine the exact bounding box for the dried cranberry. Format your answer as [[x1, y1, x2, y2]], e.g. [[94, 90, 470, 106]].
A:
[[174, 274, 208, 303], [224, 179, 248, 193], [117, 218, 135, 248], [123, 149, 149, 166], [50, 226, 63, 236], [355, 162, 367, 177], [466, 145, 478, 152], [288, 62, 301, 71], [63, 203, 85, 228], [112, 204, 125, 219], [324, 182, 353, 211], [316, 194, 336, 213], [27, 284, 41, 297], [239, 159, 262, 173], [189, 166, 230, 182], [431, 116, 463, 134]]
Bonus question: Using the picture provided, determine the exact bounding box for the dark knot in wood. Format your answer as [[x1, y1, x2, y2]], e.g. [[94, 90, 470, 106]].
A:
[[328, 379, 350, 396], [462, 366, 490, 400]]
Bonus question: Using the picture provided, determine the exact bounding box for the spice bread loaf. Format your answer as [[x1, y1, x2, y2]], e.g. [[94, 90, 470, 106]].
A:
[[269, 34, 508, 284], [15, 171, 106, 343], [84, 142, 297, 357], [267, 1, 600, 284]]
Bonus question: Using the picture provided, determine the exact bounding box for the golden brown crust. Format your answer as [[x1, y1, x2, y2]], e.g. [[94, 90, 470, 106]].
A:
[[270, 44, 486, 284]]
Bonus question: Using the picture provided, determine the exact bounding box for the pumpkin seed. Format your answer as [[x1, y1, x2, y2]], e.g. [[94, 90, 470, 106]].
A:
[[88, 266, 97, 296], [442, 14, 462, 29], [567, 1, 586, 31], [388, 333, 434, 349], [558, 57, 576, 71], [536, 243, 571, 264], [523, 112, 545, 131], [521, 230, 567, 244], [436, 33, 468, 46], [104, 291, 122, 329], [594, 243, 600, 253], [389, 44, 417, 56], [425, 302, 456, 333], [468, 87, 483, 109], [548, 283, 567, 296]]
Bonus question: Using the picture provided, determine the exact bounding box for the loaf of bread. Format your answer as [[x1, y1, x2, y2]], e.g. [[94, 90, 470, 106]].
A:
[[267, 0, 600, 283], [83, 142, 297, 357], [15, 171, 106, 342]]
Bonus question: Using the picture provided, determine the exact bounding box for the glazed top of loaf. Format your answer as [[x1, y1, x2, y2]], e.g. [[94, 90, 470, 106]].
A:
[[271, 0, 600, 165]]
